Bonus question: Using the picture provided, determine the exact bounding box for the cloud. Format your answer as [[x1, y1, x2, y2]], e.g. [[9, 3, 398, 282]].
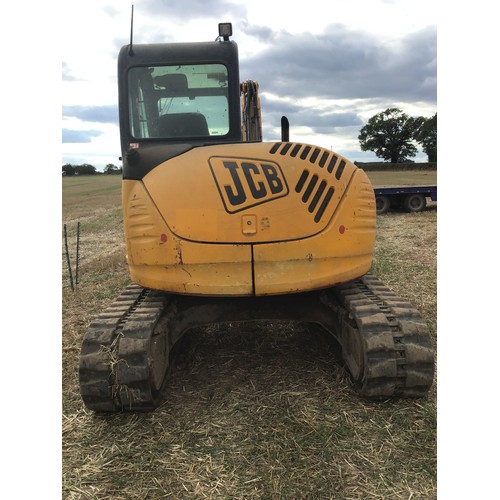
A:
[[62, 62, 78, 82], [62, 129, 103, 144], [240, 21, 274, 43], [140, 0, 247, 22], [259, 95, 363, 136], [102, 4, 120, 17], [63, 105, 118, 124], [300, 111, 363, 130], [240, 24, 436, 104]]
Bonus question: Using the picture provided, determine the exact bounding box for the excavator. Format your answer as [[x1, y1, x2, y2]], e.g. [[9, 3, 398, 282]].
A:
[[79, 23, 434, 412]]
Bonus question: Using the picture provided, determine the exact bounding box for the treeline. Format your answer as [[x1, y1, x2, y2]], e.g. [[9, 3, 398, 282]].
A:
[[62, 163, 122, 176]]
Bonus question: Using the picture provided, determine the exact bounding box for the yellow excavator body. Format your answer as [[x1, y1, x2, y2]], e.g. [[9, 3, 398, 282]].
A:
[[123, 142, 375, 296]]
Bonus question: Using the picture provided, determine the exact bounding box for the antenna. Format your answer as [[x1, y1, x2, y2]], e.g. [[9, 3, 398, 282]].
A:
[[128, 5, 134, 56]]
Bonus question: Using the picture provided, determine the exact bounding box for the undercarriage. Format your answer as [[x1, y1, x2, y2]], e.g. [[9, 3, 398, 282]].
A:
[[79, 274, 434, 412]]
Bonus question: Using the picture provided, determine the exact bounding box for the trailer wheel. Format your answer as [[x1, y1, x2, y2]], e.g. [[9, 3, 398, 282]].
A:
[[376, 195, 390, 215], [403, 194, 426, 212]]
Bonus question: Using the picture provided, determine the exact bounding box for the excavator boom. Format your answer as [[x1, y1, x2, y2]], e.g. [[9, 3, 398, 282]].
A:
[[241, 80, 262, 142]]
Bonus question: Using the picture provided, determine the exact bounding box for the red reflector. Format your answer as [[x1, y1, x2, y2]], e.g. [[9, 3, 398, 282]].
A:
[[160, 234, 167, 242], [339, 225, 345, 234]]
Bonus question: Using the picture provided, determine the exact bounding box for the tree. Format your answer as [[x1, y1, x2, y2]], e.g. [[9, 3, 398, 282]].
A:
[[76, 163, 97, 175], [104, 163, 121, 174], [358, 108, 422, 163], [415, 113, 437, 162], [62, 164, 76, 176]]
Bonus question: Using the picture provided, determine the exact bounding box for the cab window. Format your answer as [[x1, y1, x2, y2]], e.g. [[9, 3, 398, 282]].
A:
[[128, 64, 230, 139]]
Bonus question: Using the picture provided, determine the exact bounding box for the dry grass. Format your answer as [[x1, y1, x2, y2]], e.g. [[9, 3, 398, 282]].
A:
[[365, 170, 437, 188], [62, 176, 437, 499]]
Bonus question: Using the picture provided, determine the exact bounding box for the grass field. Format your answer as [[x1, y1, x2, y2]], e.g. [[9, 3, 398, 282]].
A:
[[62, 175, 437, 499], [366, 170, 437, 188]]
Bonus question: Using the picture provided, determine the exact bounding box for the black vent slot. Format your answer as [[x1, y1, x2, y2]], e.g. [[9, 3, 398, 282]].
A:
[[309, 148, 321, 164], [319, 151, 329, 168], [269, 143, 345, 182], [314, 187, 335, 223], [302, 174, 318, 203], [335, 160, 346, 180], [308, 180, 327, 213], [290, 144, 302, 157], [327, 155, 338, 173], [269, 144, 346, 223], [300, 146, 312, 160], [294, 169, 335, 224], [295, 170, 309, 192]]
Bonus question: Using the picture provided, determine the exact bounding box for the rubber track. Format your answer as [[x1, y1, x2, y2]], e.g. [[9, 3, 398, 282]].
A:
[[79, 284, 170, 412], [79, 274, 434, 411], [332, 273, 435, 398]]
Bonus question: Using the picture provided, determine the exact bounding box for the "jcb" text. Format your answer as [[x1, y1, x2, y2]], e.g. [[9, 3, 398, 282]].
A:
[[210, 157, 289, 213], [223, 161, 284, 206]]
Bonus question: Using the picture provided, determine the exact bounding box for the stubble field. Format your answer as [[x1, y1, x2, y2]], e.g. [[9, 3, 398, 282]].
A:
[[62, 174, 437, 499]]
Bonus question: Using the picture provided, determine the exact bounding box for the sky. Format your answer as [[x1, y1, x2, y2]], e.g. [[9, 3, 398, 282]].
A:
[[61, 0, 438, 171]]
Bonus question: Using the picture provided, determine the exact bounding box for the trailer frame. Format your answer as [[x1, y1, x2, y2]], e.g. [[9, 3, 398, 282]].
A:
[[374, 185, 437, 215]]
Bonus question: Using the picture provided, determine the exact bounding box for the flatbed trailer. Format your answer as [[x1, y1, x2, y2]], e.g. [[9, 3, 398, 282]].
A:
[[362, 169, 437, 215], [373, 185, 437, 215]]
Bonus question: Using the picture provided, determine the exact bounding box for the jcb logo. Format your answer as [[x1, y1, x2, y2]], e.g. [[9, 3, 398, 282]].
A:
[[209, 157, 289, 213]]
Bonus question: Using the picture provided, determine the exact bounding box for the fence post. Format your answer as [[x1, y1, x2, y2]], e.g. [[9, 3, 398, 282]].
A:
[[75, 221, 81, 286], [63, 224, 74, 291]]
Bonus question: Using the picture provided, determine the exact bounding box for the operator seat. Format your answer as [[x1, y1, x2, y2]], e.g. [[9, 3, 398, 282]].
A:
[[158, 112, 209, 137]]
